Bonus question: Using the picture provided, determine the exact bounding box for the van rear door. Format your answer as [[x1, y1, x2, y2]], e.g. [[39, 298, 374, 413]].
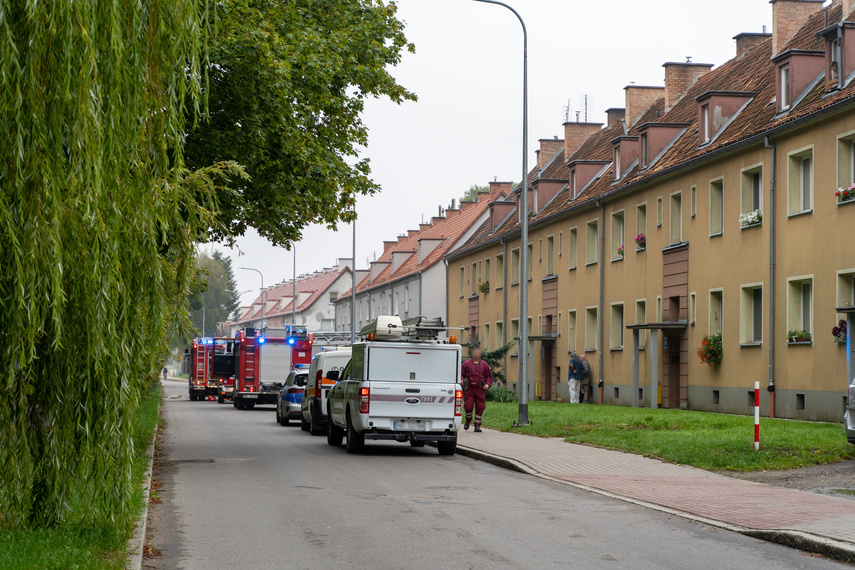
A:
[[366, 344, 460, 426]]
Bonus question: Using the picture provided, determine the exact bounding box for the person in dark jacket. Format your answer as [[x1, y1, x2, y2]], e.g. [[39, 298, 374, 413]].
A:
[[461, 348, 494, 432]]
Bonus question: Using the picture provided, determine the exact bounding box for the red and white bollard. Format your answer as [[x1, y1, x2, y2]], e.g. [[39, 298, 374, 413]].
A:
[[754, 381, 760, 451]]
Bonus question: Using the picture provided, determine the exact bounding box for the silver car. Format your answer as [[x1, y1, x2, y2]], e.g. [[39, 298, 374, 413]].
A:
[[276, 370, 308, 426], [846, 377, 855, 444]]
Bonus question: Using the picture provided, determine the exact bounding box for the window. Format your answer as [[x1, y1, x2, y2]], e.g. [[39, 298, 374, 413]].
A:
[[656, 296, 662, 322], [614, 146, 621, 180], [836, 133, 855, 189], [741, 167, 763, 215], [636, 204, 647, 249], [568, 227, 578, 269], [511, 248, 520, 285], [538, 239, 542, 262], [709, 290, 723, 335], [571, 169, 577, 195], [691, 186, 697, 218], [788, 149, 813, 215], [669, 192, 682, 244], [526, 243, 533, 280], [635, 300, 647, 347], [329, 292, 338, 304], [641, 133, 649, 167], [689, 292, 697, 324], [471, 263, 477, 295], [611, 211, 625, 260], [566, 310, 577, 352], [780, 65, 791, 110], [702, 104, 711, 142], [546, 235, 555, 275], [558, 232, 563, 257], [610, 303, 624, 349], [485, 258, 491, 287], [496, 253, 504, 288], [787, 277, 813, 338], [496, 321, 504, 348], [740, 284, 763, 344], [709, 179, 723, 236], [510, 319, 520, 356], [483, 323, 491, 350], [557, 312, 562, 338], [656, 197, 663, 227], [585, 307, 598, 351], [459, 267, 465, 297], [586, 220, 598, 264]]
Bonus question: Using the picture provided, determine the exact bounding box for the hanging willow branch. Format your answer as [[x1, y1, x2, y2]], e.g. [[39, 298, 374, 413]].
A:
[[0, 1, 242, 527]]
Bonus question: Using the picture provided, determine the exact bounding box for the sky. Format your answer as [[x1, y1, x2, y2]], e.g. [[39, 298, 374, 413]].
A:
[[221, 0, 784, 307]]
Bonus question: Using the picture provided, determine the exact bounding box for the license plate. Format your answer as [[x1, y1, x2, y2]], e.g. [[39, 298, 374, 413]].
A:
[[244, 394, 258, 399], [393, 420, 426, 431]]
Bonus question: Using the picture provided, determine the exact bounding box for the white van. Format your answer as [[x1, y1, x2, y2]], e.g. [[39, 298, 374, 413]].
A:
[[301, 348, 352, 435]]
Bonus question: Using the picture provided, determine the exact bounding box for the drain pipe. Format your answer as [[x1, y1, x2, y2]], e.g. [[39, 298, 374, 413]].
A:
[[764, 135, 776, 418], [596, 200, 605, 404]]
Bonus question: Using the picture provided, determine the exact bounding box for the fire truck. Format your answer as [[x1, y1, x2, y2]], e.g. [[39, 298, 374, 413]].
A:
[[187, 338, 213, 401], [211, 338, 238, 403], [232, 327, 313, 410]]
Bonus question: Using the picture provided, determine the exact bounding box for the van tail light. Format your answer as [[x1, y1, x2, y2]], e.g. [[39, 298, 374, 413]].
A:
[[454, 390, 463, 417], [315, 370, 323, 398], [359, 387, 370, 414]]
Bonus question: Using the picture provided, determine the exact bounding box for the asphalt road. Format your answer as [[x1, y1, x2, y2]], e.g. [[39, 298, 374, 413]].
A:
[[146, 379, 846, 570]]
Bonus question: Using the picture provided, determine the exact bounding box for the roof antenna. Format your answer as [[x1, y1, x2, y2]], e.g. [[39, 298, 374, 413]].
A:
[[686, 56, 693, 63], [763, 25, 767, 33], [564, 99, 571, 122], [576, 111, 581, 122]]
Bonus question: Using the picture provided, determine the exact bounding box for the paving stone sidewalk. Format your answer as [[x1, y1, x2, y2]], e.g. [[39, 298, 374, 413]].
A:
[[457, 427, 855, 560]]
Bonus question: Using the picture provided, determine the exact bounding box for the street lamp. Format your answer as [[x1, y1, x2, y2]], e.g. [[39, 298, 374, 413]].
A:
[[351, 208, 357, 345], [239, 267, 265, 332], [473, 0, 529, 426]]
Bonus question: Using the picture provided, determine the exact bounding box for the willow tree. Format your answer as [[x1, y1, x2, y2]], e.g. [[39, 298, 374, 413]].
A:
[[0, 2, 241, 526]]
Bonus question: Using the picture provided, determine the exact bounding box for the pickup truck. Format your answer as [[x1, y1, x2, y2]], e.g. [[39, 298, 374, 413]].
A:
[[326, 317, 463, 455]]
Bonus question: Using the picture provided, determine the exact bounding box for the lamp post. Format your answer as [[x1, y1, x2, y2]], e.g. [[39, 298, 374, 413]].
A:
[[473, 0, 529, 426], [239, 267, 265, 332], [291, 248, 297, 331], [351, 209, 357, 345]]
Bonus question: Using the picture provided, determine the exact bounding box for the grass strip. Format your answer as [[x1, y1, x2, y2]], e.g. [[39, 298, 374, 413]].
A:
[[481, 401, 855, 472], [0, 381, 162, 569]]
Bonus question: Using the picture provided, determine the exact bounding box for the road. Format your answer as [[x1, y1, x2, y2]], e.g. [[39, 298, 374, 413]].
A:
[[146, 379, 846, 570]]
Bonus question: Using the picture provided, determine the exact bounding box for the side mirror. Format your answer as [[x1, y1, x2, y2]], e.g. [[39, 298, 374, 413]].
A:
[[326, 370, 340, 381]]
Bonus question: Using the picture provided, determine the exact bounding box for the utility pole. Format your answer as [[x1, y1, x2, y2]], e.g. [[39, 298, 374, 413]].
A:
[[473, 0, 529, 425], [351, 211, 357, 345]]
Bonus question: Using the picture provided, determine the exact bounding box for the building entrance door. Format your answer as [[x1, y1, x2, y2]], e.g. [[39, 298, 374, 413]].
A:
[[667, 334, 681, 408]]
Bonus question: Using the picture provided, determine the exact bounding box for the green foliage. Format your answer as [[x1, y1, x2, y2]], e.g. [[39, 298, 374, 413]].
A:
[[461, 185, 489, 203], [483, 402, 855, 472], [787, 329, 812, 342], [485, 385, 517, 403], [697, 333, 723, 366], [0, 1, 240, 527], [185, 0, 416, 247], [189, 251, 240, 337]]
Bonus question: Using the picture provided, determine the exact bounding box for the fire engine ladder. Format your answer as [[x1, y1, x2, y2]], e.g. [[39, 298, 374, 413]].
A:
[[194, 344, 207, 380]]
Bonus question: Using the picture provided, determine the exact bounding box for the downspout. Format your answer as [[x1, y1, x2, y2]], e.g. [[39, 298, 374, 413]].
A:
[[764, 135, 776, 418], [596, 199, 605, 404]]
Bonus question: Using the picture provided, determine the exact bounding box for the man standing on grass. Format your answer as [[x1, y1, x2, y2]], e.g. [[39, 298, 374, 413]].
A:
[[579, 354, 592, 403], [568, 352, 583, 403], [461, 347, 493, 433]]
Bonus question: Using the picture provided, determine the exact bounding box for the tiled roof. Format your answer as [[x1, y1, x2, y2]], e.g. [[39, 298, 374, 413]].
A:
[[338, 184, 507, 300], [449, 4, 855, 258], [239, 266, 348, 324]]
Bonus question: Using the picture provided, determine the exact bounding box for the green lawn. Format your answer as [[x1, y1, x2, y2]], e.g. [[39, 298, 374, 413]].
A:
[[482, 401, 855, 472], [0, 381, 162, 569]]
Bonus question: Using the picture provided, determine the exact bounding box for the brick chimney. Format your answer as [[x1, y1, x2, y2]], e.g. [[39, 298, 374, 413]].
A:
[[383, 240, 396, 253], [445, 207, 460, 219], [733, 32, 772, 57], [397, 235, 407, 244], [537, 137, 565, 169], [419, 223, 431, 232], [431, 216, 445, 225], [771, 0, 824, 57], [407, 229, 419, 238], [663, 62, 714, 111], [563, 122, 603, 162], [605, 108, 626, 128], [625, 85, 665, 127], [488, 180, 513, 198]]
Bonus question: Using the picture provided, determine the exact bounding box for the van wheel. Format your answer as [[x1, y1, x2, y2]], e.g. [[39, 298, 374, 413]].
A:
[[275, 407, 282, 425], [310, 413, 324, 436], [327, 411, 344, 447], [301, 416, 310, 431], [409, 440, 426, 448], [437, 440, 457, 456], [345, 412, 364, 454]]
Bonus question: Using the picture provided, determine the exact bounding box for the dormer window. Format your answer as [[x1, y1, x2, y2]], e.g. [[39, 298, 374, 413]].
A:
[[640, 133, 649, 168], [818, 22, 855, 92], [696, 91, 756, 146], [702, 104, 711, 143], [571, 169, 576, 195], [780, 65, 791, 110], [830, 38, 840, 82], [614, 147, 621, 180]]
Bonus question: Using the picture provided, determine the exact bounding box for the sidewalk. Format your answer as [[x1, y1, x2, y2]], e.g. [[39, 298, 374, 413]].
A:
[[456, 427, 855, 562]]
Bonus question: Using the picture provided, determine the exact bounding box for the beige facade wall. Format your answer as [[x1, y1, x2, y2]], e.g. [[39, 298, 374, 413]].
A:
[[448, 109, 855, 421]]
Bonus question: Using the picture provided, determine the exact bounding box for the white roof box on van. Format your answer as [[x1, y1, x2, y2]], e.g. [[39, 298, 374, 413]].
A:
[[359, 316, 403, 340]]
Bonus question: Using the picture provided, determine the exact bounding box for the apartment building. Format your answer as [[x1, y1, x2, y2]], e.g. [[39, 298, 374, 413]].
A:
[[446, 0, 855, 421]]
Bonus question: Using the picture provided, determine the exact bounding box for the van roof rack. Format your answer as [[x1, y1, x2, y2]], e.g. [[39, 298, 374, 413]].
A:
[[359, 315, 461, 342]]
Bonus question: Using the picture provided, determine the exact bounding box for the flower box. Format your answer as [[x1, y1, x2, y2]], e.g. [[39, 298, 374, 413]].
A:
[[739, 209, 762, 228], [634, 234, 646, 251], [836, 184, 855, 204]]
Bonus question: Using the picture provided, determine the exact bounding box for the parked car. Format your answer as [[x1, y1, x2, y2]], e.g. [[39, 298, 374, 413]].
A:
[[846, 376, 855, 444], [276, 369, 308, 426], [301, 348, 352, 435]]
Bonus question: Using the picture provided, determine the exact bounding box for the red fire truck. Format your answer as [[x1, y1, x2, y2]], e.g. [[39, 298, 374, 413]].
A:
[[233, 328, 313, 410], [188, 338, 213, 401], [211, 338, 238, 403]]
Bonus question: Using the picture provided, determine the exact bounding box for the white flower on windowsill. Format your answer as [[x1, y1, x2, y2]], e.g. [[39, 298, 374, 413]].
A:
[[739, 209, 762, 227]]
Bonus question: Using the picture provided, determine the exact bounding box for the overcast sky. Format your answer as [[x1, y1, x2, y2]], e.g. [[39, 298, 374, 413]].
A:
[[222, 0, 784, 307]]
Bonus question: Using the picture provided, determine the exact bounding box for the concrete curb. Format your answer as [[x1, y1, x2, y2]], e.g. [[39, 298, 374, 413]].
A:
[[126, 400, 160, 570], [455, 443, 855, 565]]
